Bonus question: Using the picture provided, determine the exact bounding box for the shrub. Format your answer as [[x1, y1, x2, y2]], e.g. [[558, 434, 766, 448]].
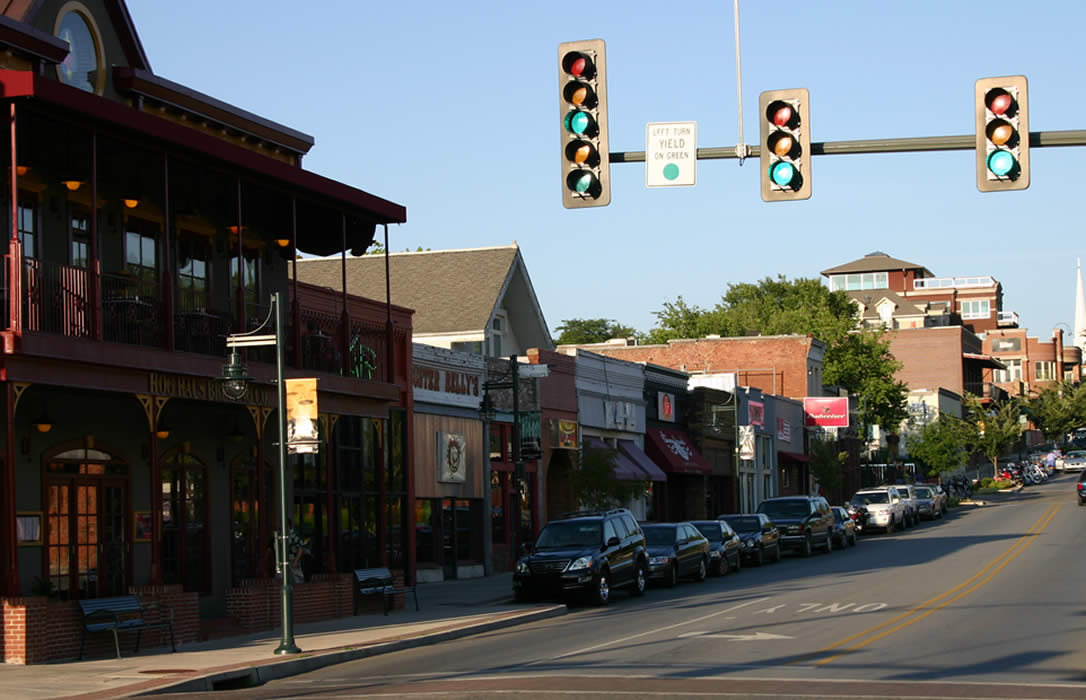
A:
[[980, 477, 995, 489]]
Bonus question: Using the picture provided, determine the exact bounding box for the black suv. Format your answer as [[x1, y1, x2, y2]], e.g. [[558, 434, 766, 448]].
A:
[[513, 508, 648, 605], [756, 496, 834, 556]]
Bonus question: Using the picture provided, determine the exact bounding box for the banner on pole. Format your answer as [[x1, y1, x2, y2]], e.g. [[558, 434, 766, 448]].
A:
[[286, 378, 320, 454]]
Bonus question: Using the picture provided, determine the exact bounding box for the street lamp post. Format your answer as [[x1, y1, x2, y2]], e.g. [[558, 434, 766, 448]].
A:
[[220, 291, 300, 655]]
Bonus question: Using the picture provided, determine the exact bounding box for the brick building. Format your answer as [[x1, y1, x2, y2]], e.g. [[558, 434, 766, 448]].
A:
[[563, 335, 827, 400], [983, 328, 1083, 398], [886, 326, 1005, 400]]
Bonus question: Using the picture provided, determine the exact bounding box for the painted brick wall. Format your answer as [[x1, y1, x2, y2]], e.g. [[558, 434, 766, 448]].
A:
[[226, 573, 391, 633]]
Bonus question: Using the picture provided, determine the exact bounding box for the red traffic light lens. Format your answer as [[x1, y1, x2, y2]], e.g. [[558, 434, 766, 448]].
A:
[[562, 52, 595, 80], [767, 101, 795, 127], [986, 89, 1013, 116]]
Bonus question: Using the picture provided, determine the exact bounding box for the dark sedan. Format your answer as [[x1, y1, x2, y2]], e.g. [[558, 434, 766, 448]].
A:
[[641, 522, 710, 587], [830, 506, 858, 548], [691, 520, 742, 576], [719, 514, 781, 566]]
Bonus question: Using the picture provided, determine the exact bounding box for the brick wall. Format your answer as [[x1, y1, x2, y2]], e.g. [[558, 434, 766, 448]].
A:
[[888, 327, 968, 395], [1, 586, 198, 664], [226, 573, 391, 634]]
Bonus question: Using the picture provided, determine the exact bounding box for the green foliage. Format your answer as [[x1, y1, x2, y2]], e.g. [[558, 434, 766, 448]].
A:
[[907, 414, 972, 476], [554, 318, 638, 346], [569, 446, 647, 511], [964, 394, 1023, 473], [364, 244, 430, 255], [823, 331, 908, 432], [1024, 381, 1086, 442], [808, 438, 845, 493]]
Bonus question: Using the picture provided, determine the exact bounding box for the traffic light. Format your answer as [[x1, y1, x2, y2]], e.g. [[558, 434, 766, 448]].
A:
[[558, 39, 610, 208], [759, 88, 811, 202], [975, 76, 1029, 192]]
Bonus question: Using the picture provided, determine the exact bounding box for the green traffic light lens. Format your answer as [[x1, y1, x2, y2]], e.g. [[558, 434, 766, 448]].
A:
[[987, 149, 1016, 177], [566, 169, 597, 195], [769, 161, 795, 187], [564, 110, 591, 135]]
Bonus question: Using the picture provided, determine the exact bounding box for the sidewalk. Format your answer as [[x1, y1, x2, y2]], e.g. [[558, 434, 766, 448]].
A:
[[0, 573, 566, 700]]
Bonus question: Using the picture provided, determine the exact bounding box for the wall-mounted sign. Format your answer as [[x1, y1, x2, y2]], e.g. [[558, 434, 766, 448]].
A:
[[738, 425, 755, 461], [657, 392, 676, 422], [551, 419, 578, 449], [992, 337, 1022, 352], [286, 378, 320, 454], [604, 400, 636, 430], [748, 400, 765, 427], [777, 418, 791, 442], [803, 397, 849, 427], [437, 432, 467, 483]]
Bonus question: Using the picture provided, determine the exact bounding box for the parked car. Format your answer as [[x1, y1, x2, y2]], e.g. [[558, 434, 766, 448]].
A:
[[851, 487, 906, 533], [719, 514, 781, 566], [513, 508, 647, 605], [755, 496, 834, 556], [830, 506, 858, 548], [895, 484, 919, 527], [1064, 450, 1086, 474], [912, 485, 943, 520], [642, 522, 711, 587], [691, 520, 742, 576], [1077, 468, 1086, 506]]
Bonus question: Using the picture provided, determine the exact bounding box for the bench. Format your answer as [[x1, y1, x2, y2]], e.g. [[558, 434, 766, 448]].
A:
[[354, 567, 418, 616], [78, 595, 176, 660]]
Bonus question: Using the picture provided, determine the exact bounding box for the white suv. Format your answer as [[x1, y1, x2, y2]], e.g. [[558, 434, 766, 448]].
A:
[[850, 487, 906, 533]]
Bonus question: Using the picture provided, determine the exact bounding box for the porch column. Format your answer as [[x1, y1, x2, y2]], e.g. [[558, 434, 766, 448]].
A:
[[4, 384, 20, 594], [89, 128, 100, 340], [162, 154, 174, 351], [290, 198, 300, 368], [8, 103, 21, 334], [255, 406, 268, 576], [324, 414, 336, 573], [149, 397, 164, 585], [340, 213, 350, 374], [235, 177, 244, 328]]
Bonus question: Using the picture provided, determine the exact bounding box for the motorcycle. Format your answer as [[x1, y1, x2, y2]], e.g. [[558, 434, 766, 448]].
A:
[[844, 502, 870, 533]]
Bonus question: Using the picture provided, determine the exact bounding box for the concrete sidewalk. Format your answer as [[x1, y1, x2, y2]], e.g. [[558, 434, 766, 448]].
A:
[[0, 573, 565, 700]]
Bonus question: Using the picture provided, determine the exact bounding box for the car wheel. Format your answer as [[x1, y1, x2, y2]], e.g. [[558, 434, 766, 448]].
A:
[[717, 555, 729, 577], [801, 533, 813, 557], [732, 552, 742, 572], [591, 571, 611, 606], [695, 557, 708, 582], [754, 547, 764, 566], [667, 562, 678, 588], [772, 542, 782, 562], [849, 532, 857, 547], [824, 532, 833, 554], [631, 562, 647, 597]]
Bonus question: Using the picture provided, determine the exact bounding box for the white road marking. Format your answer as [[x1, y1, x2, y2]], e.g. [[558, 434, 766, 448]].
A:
[[552, 597, 769, 659], [677, 631, 794, 641]]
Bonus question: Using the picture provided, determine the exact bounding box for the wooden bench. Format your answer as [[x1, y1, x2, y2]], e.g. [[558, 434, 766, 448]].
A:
[[354, 567, 418, 616], [78, 595, 176, 660]]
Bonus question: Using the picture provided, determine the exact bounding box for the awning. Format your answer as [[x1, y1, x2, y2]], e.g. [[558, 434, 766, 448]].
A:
[[779, 450, 809, 463], [645, 428, 712, 476], [618, 440, 668, 482], [963, 352, 1006, 370], [585, 437, 643, 481]]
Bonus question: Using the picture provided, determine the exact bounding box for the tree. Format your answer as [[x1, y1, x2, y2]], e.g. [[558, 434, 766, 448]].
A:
[[569, 446, 646, 511], [964, 394, 1023, 478], [808, 438, 846, 494], [907, 413, 973, 477], [1024, 381, 1086, 443], [554, 318, 637, 346], [824, 331, 909, 433]]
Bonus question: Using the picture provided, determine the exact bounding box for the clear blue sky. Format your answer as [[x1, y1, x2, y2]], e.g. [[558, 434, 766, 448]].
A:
[[127, 0, 1086, 341]]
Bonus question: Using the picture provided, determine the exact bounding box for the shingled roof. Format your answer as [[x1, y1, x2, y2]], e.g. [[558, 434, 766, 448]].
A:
[[821, 251, 932, 277], [292, 244, 548, 342]]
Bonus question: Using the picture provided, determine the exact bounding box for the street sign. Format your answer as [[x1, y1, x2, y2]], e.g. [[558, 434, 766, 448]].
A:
[[646, 121, 696, 187]]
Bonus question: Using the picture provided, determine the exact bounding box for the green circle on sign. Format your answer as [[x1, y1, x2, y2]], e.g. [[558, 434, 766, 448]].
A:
[[663, 163, 680, 181]]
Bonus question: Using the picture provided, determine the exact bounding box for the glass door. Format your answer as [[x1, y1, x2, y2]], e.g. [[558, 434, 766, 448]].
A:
[[46, 477, 127, 599]]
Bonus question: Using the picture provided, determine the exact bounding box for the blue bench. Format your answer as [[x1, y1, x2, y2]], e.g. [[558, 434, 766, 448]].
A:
[[354, 567, 418, 616], [78, 595, 175, 660]]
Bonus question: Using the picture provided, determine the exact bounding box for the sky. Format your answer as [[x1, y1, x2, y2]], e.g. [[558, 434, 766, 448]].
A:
[[126, 0, 1086, 342]]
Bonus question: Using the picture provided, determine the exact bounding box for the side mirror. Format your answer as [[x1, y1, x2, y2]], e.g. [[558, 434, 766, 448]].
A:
[[520, 542, 534, 556], [606, 536, 621, 548]]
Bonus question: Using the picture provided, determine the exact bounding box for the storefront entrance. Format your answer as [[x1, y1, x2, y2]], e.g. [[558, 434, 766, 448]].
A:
[[44, 446, 130, 600]]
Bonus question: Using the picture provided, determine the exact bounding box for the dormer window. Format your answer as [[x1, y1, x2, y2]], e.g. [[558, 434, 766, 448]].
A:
[[55, 5, 105, 95]]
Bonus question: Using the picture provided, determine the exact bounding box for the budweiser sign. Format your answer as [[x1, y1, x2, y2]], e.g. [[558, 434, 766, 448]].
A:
[[803, 397, 849, 428]]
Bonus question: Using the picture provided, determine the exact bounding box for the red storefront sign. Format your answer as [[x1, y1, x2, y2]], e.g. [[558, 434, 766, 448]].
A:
[[803, 397, 849, 427]]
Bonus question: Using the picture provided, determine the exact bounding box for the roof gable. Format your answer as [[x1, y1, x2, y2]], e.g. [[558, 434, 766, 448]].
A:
[[822, 251, 932, 277]]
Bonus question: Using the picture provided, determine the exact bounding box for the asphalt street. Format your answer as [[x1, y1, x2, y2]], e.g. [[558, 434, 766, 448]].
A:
[[166, 475, 1086, 699]]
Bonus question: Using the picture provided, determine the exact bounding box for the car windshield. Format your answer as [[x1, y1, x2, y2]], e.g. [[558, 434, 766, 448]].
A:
[[1069, 451, 1086, 459], [758, 501, 810, 519], [642, 526, 677, 546], [693, 523, 722, 542], [723, 516, 761, 531], [914, 488, 933, 498], [534, 522, 602, 549], [853, 492, 888, 505]]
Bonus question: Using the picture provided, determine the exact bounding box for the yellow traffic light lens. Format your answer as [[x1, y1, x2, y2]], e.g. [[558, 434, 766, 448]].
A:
[[565, 140, 597, 166], [771, 134, 794, 157], [563, 82, 596, 108], [987, 120, 1014, 146]]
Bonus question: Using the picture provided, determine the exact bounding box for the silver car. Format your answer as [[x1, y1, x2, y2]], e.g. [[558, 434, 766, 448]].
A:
[[912, 485, 944, 520], [1062, 450, 1086, 473]]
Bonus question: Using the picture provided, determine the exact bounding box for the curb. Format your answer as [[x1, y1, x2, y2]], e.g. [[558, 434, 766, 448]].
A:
[[130, 605, 566, 697]]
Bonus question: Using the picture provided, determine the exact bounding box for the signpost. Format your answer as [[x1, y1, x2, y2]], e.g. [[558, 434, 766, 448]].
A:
[[646, 121, 696, 187]]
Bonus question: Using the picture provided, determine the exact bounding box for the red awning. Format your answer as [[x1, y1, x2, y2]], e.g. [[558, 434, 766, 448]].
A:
[[618, 440, 668, 482], [779, 450, 809, 463], [645, 428, 712, 476]]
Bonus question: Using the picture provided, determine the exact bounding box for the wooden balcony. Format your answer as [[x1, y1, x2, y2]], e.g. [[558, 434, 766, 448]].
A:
[[3, 255, 404, 385]]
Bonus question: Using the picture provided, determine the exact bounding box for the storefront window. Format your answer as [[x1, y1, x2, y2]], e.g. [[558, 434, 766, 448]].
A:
[[415, 499, 435, 563]]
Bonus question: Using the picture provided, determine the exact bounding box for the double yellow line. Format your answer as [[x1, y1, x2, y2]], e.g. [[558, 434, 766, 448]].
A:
[[798, 502, 1062, 666]]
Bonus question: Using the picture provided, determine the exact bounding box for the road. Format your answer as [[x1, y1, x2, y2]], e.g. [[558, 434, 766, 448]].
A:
[[189, 475, 1086, 699]]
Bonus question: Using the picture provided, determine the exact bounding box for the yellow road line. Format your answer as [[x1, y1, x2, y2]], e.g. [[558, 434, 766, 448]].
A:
[[813, 503, 1062, 666], [790, 503, 1059, 666]]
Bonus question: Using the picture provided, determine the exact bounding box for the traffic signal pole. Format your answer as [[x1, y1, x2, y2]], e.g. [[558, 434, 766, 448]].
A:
[[609, 128, 1086, 163]]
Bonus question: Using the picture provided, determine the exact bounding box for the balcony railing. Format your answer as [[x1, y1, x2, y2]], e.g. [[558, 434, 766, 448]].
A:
[[6, 256, 393, 383], [913, 275, 996, 290], [996, 310, 1019, 327]]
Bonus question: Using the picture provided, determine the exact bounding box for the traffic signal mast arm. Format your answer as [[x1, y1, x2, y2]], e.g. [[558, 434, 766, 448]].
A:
[[607, 129, 1086, 163]]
